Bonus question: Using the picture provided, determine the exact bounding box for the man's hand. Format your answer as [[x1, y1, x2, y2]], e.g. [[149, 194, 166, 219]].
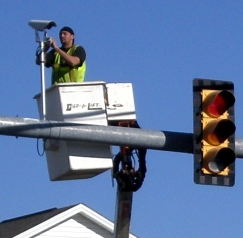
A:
[[51, 38, 58, 50]]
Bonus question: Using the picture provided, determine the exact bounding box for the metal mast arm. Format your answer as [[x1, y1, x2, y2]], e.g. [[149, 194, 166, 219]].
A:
[[1, 116, 243, 157]]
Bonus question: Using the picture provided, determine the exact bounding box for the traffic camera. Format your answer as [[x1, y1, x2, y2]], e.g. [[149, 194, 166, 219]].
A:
[[28, 20, 56, 31]]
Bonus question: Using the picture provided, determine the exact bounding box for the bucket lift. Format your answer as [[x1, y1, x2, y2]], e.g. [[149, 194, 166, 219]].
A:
[[30, 19, 145, 238], [34, 82, 137, 181], [34, 82, 139, 238], [34, 82, 113, 180]]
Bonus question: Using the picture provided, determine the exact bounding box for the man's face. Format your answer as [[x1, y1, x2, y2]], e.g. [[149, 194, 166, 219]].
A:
[[59, 31, 74, 45]]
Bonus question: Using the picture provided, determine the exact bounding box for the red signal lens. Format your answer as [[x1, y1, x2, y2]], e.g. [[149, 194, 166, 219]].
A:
[[204, 91, 235, 117], [208, 94, 227, 117]]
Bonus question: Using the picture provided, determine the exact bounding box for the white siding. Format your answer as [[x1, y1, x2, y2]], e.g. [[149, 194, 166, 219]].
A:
[[36, 214, 113, 238]]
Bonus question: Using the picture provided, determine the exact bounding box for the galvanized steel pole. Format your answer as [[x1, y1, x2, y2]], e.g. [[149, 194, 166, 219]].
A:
[[0, 116, 243, 158]]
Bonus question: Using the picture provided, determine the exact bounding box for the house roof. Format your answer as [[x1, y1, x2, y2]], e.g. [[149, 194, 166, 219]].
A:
[[0, 203, 137, 238], [0, 204, 76, 238]]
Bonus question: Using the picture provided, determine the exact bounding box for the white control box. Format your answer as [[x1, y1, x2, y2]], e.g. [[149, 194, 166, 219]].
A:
[[106, 83, 136, 122]]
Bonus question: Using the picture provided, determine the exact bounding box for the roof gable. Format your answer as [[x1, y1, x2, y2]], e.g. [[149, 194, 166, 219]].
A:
[[0, 205, 75, 238], [0, 204, 137, 238]]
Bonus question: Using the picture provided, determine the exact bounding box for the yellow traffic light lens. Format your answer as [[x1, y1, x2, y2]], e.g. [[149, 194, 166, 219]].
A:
[[203, 119, 236, 145]]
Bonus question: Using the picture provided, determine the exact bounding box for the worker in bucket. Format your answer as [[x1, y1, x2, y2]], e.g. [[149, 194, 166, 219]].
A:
[[36, 26, 86, 84]]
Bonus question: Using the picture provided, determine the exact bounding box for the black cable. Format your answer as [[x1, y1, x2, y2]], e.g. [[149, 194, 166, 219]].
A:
[[35, 45, 42, 57], [113, 148, 147, 192], [37, 138, 45, 156]]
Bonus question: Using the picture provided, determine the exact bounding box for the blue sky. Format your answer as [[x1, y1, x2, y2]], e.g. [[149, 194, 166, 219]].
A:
[[1, 1, 243, 237]]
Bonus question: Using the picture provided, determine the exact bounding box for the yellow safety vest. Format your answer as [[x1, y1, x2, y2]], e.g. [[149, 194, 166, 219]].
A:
[[52, 45, 86, 84]]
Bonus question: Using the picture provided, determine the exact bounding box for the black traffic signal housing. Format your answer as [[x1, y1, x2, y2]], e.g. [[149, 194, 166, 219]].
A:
[[193, 78, 236, 186]]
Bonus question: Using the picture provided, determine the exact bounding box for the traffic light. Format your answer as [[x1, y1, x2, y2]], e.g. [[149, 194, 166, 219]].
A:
[[193, 78, 236, 186]]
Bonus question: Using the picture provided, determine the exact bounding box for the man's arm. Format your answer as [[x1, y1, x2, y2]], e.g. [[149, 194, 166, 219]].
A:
[[72, 46, 86, 67], [51, 39, 80, 67]]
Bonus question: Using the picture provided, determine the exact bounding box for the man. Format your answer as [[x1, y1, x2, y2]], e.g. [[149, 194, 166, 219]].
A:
[[37, 26, 86, 84]]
